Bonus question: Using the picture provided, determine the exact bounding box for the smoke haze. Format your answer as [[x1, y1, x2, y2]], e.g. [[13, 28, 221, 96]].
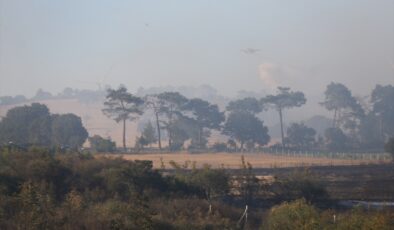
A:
[[0, 0, 393, 102]]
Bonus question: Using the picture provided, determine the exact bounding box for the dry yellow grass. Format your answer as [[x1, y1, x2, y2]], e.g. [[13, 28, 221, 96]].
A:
[[104, 152, 388, 169]]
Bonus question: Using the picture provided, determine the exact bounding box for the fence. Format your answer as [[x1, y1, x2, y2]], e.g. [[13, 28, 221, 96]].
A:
[[259, 147, 392, 162], [120, 147, 392, 162]]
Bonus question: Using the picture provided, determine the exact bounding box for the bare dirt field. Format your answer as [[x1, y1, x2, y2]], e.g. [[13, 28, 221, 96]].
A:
[[105, 152, 389, 169]]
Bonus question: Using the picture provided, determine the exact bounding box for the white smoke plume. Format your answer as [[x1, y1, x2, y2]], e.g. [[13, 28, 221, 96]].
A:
[[258, 63, 281, 91]]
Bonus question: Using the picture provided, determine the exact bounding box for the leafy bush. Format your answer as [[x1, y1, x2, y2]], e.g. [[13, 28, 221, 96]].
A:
[[266, 199, 321, 230], [211, 142, 227, 152], [322, 206, 392, 230], [89, 135, 116, 153], [266, 200, 393, 230], [272, 168, 328, 203]]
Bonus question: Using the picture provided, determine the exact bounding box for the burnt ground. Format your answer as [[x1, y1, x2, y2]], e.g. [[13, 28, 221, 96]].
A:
[[163, 163, 394, 201], [249, 163, 394, 201]]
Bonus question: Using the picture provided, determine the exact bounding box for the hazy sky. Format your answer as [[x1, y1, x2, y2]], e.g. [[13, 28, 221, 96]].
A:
[[0, 0, 393, 99]]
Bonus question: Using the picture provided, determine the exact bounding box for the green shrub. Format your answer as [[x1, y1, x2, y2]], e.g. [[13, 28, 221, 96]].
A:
[[211, 142, 227, 152], [266, 199, 321, 230], [89, 135, 116, 153], [273, 168, 328, 203], [335, 207, 391, 230]]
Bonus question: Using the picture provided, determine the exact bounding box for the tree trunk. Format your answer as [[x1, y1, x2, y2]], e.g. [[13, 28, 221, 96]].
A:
[[168, 127, 172, 150], [122, 118, 126, 151], [199, 126, 203, 148], [168, 110, 173, 150], [155, 112, 162, 150], [333, 108, 337, 128], [207, 191, 212, 214], [168, 133, 172, 150], [279, 108, 285, 148]]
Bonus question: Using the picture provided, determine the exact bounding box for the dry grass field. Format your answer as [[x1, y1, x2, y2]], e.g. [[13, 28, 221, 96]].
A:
[[105, 152, 389, 169]]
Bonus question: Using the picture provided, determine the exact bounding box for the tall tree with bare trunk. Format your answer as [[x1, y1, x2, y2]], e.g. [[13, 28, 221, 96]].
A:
[[262, 87, 306, 148], [102, 86, 143, 150]]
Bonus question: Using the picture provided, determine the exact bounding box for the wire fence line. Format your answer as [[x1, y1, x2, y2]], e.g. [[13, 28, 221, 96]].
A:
[[258, 148, 392, 161], [120, 147, 391, 161]]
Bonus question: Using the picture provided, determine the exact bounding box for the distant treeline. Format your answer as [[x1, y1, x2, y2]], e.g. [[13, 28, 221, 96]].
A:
[[0, 87, 105, 106], [0, 85, 226, 106], [102, 83, 394, 154], [0, 83, 393, 154]]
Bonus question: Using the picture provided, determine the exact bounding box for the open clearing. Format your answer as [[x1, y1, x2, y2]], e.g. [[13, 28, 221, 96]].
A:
[[105, 152, 389, 169]]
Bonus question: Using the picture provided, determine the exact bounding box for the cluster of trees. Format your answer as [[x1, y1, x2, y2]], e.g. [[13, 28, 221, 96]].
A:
[[103, 87, 227, 151], [1, 83, 393, 153], [320, 83, 394, 151], [280, 83, 394, 153], [0, 148, 392, 229], [0, 103, 88, 149], [103, 83, 394, 153], [0, 95, 28, 106], [102, 86, 309, 152]]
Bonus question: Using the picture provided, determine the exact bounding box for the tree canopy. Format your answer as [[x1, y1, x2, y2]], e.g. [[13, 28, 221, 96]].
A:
[[89, 135, 116, 153], [226, 97, 263, 114], [156, 92, 188, 150], [51, 114, 88, 149], [324, 127, 348, 151], [0, 103, 51, 146], [320, 82, 364, 129], [223, 111, 270, 151], [285, 123, 316, 150], [184, 98, 224, 148], [262, 87, 306, 147], [0, 103, 87, 149], [143, 94, 167, 150], [141, 121, 157, 147], [102, 86, 143, 149], [371, 84, 394, 138]]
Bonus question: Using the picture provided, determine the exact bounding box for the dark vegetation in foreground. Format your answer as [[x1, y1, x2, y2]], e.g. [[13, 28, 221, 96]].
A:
[[0, 147, 393, 229]]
